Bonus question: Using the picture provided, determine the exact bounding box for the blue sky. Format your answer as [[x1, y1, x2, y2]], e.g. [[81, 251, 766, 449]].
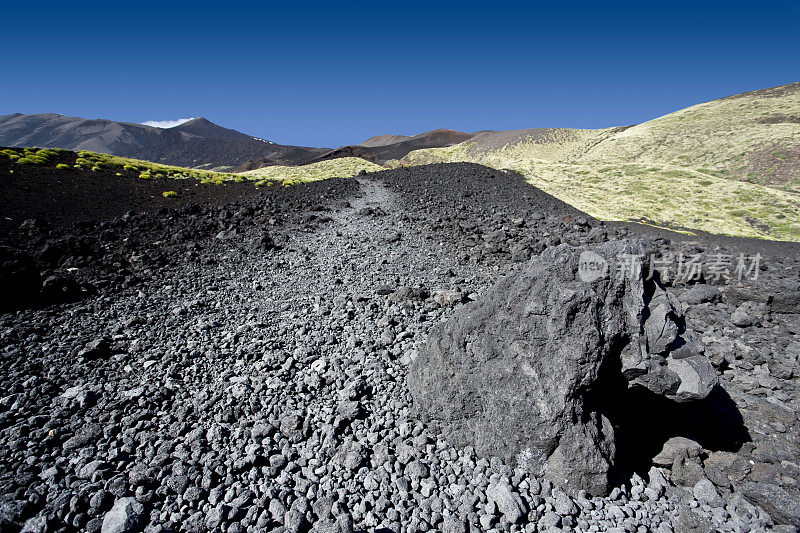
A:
[[2, 1, 798, 147]]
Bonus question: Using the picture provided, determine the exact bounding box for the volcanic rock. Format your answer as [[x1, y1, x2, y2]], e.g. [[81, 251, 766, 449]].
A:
[[408, 239, 718, 494], [101, 497, 142, 533], [742, 482, 800, 526], [679, 284, 722, 305]]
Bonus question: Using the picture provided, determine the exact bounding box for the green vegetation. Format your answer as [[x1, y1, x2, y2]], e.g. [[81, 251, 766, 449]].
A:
[[4, 147, 380, 194], [237, 157, 383, 185], [3, 147, 256, 187], [162, 190, 178, 198], [17, 154, 48, 165], [2, 147, 70, 166], [1, 149, 21, 161], [72, 150, 241, 182]]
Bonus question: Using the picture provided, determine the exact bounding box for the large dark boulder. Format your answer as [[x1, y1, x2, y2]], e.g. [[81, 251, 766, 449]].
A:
[[408, 240, 717, 495]]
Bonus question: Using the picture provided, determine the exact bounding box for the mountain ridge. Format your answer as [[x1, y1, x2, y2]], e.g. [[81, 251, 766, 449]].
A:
[[0, 113, 328, 170]]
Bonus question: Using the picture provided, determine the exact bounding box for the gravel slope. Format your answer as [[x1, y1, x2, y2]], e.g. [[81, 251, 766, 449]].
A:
[[0, 163, 799, 532]]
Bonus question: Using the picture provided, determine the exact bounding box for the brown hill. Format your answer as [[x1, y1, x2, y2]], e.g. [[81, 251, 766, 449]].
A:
[[235, 128, 475, 172]]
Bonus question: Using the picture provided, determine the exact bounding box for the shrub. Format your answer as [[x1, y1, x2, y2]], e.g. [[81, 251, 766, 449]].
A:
[[123, 164, 138, 171], [139, 171, 152, 179], [75, 158, 92, 167], [162, 190, 178, 198], [91, 166, 103, 172], [16, 153, 48, 165], [56, 163, 70, 170]]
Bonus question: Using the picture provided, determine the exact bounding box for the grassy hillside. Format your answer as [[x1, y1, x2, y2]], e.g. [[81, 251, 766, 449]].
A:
[[580, 83, 800, 188], [1, 147, 243, 183], [2, 148, 381, 190], [403, 83, 800, 241], [237, 157, 383, 185]]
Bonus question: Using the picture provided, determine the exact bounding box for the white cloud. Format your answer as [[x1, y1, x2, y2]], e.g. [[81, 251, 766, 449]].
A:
[[141, 117, 195, 128]]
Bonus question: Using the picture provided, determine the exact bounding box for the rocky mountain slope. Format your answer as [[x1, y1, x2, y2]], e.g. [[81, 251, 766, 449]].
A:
[[403, 83, 800, 241], [234, 129, 474, 172], [0, 114, 328, 171], [406, 83, 800, 188], [0, 114, 476, 173], [1, 162, 799, 531]]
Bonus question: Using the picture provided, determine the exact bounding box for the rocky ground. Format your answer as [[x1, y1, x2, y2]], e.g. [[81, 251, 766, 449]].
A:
[[0, 163, 799, 532]]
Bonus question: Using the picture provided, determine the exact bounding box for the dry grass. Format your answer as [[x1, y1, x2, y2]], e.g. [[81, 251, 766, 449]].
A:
[[403, 84, 800, 241], [237, 158, 383, 186]]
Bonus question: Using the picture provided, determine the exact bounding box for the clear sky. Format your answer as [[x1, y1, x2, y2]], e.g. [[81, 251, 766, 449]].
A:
[[2, 1, 798, 147]]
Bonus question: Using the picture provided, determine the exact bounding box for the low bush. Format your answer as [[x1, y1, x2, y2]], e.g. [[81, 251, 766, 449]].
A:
[[162, 190, 177, 198]]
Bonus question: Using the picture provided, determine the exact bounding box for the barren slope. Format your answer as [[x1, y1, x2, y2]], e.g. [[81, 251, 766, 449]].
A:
[[1, 164, 799, 531]]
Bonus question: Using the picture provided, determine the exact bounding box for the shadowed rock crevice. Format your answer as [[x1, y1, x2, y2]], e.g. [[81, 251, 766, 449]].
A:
[[585, 342, 750, 485]]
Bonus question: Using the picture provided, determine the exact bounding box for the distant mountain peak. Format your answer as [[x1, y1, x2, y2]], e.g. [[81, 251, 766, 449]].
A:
[[171, 117, 249, 140], [179, 117, 212, 126]]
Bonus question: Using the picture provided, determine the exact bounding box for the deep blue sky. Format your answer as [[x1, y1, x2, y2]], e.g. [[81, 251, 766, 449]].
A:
[[2, 1, 798, 147]]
